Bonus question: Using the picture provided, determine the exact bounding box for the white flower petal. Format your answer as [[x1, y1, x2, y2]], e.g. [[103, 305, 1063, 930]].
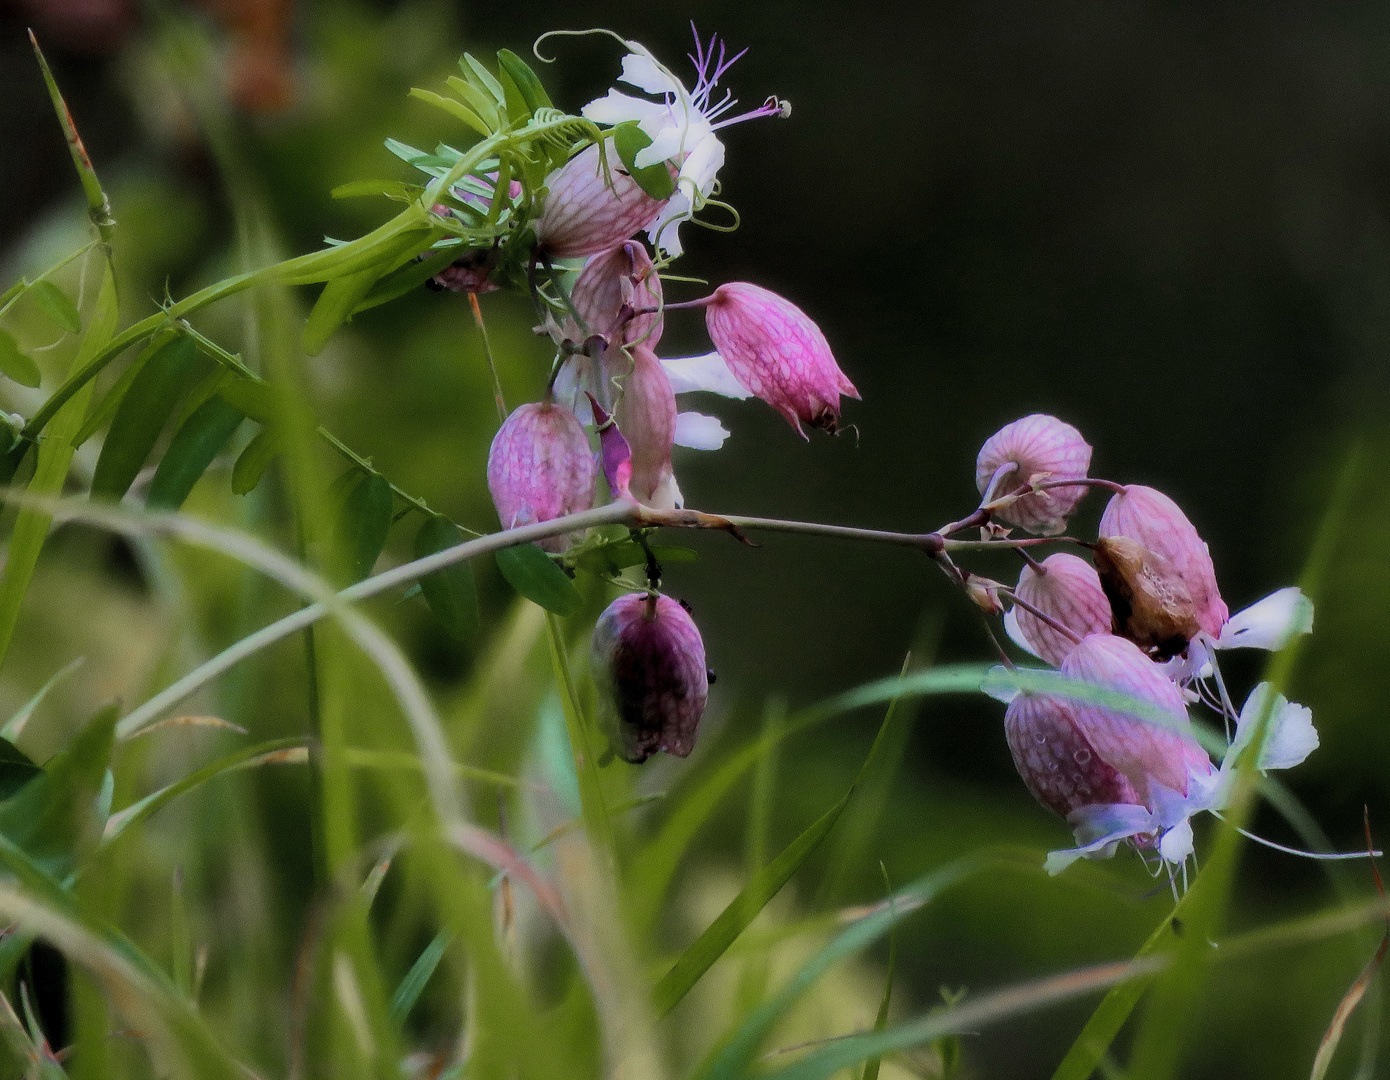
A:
[[1158, 818, 1194, 863], [1045, 802, 1155, 875], [582, 91, 672, 127], [634, 124, 689, 169], [1228, 682, 1320, 772], [1216, 587, 1313, 651], [619, 49, 682, 95], [1003, 606, 1043, 660], [673, 411, 730, 450], [660, 352, 752, 399], [676, 133, 725, 194], [646, 191, 692, 256]]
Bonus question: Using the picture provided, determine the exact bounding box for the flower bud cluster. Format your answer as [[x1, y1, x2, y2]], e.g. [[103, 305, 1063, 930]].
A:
[[974, 414, 1317, 875]]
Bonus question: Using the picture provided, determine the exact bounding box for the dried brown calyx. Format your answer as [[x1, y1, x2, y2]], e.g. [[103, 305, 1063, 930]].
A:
[[1092, 535, 1202, 660]]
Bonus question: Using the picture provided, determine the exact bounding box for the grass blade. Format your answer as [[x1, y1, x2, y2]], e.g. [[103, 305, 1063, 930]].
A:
[[389, 928, 453, 1027]]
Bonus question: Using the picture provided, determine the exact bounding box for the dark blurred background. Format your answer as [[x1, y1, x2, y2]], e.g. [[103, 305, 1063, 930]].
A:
[[2, 1, 1390, 1076]]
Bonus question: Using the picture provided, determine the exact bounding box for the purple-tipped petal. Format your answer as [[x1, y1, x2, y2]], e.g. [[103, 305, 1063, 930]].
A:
[[591, 592, 709, 763], [704, 282, 857, 437], [975, 414, 1092, 535], [486, 402, 595, 552], [1011, 553, 1113, 667], [536, 143, 670, 259], [1099, 485, 1228, 636]]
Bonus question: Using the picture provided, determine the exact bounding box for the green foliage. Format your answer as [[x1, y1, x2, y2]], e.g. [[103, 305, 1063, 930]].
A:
[[0, 330, 41, 389], [145, 395, 246, 510], [414, 516, 480, 639], [497, 544, 582, 616]]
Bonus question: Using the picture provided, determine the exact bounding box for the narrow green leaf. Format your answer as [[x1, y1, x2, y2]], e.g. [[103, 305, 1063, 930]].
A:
[[302, 266, 381, 356], [0, 702, 117, 873], [0, 263, 115, 669], [496, 544, 581, 616], [29, 279, 81, 334], [2, 656, 84, 742], [352, 247, 460, 315], [445, 77, 501, 128], [215, 377, 276, 424], [91, 335, 201, 499], [408, 88, 492, 137], [414, 516, 480, 639], [230, 426, 281, 495], [544, 614, 613, 854], [460, 53, 506, 106], [102, 738, 303, 846], [862, 869, 897, 1080], [0, 330, 40, 388], [337, 472, 394, 583], [171, 870, 192, 998], [613, 122, 677, 200], [497, 49, 554, 113], [655, 680, 919, 1016], [389, 928, 453, 1026], [73, 333, 169, 448], [146, 396, 246, 510], [330, 179, 424, 202], [28, 30, 112, 241]]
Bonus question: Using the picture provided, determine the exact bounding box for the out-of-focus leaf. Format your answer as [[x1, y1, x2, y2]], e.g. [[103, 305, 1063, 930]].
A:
[[409, 88, 491, 137], [497, 544, 581, 616], [215, 377, 276, 424], [146, 396, 246, 510], [337, 472, 394, 583], [230, 426, 281, 495], [572, 537, 698, 576], [0, 742, 40, 803], [91, 335, 200, 499], [303, 266, 381, 356], [73, 333, 170, 447], [861, 882, 897, 1080], [414, 516, 479, 639], [613, 122, 677, 200], [497, 49, 554, 113], [0, 330, 40, 389], [28, 280, 80, 334], [0, 702, 117, 872], [390, 928, 452, 1027], [1, 656, 84, 742], [446, 76, 501, 128]]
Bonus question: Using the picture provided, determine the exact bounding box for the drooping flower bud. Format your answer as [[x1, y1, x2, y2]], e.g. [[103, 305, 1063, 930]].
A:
[[591, 592, 709, 763], [703, 282, 858, 437], [614, 345, 679, 509], [1060, 634, 1212, 806], [975, 415, 1092, 535], [1092, 535, 1202, 660], [486, 402, 596, 553], [964, 573, 1005, 615], [1004, 692, 1144, 821], [536, 143, 671, 259], [1007, 553, 1112, 667], [1099, 485, 1227, 636], [570, 241, 663, 348]]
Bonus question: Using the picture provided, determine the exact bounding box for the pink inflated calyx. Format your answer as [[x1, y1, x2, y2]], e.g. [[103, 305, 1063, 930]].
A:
[[614, 345, 679, 509], [486, 401, 596, 553], [536, 142, 671, 259], [591, 592, 709, 763], [703, 282, 858, 437], [975, 414, 1092, 535], [570, 241, 663, 348], [1004, 693, 1144, 821], [1060, 634, 1212, 807], [1099, 485, 1228, 637], [1011, 553, 1112, 667]]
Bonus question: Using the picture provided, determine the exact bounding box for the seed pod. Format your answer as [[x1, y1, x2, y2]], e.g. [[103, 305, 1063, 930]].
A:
[[975, 414, 1092, 535], [1092, 535, 1202, 659], [591, 592, 709, 763], [1004, 692, 1144, 820], [486, 402, 596, 553], [1099, 485, 1227, 636], [570, 241, 663, 348], [1060, 634, 1211, 806], [536, 143, 670, 259], [1010, 553, 1112, 666], [704, 282, 858, 437], [614, 345, 678, 509]]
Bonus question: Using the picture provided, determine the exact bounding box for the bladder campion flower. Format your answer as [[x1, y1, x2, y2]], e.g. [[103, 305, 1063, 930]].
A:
[[975, 414, 1092, 535], [486, 401, 596, 552], [1005, 552, 1112, 666]]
